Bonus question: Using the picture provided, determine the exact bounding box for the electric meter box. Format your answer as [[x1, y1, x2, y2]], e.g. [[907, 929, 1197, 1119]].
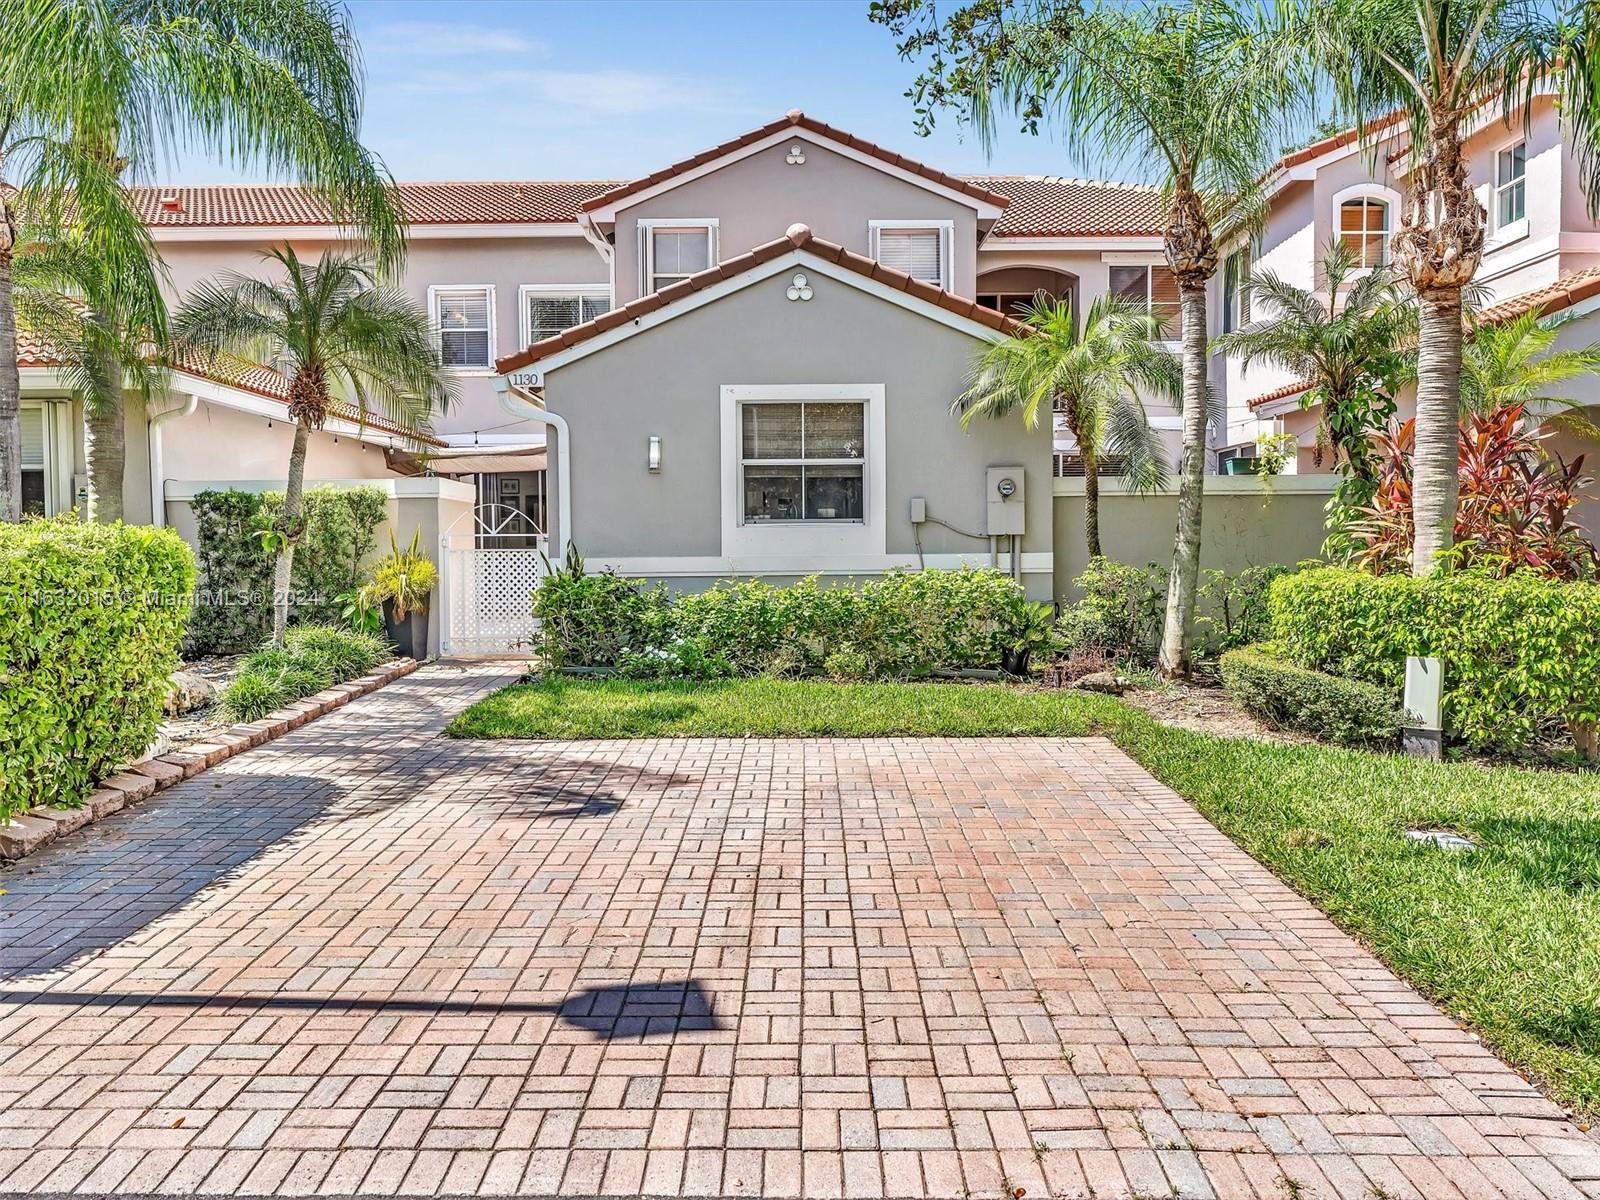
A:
[[986, 467, 1026, 536]]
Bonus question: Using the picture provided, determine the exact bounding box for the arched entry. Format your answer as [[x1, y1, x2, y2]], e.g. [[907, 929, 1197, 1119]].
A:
[[439, 502, 546, 655], [976, 266, 1080, 320]]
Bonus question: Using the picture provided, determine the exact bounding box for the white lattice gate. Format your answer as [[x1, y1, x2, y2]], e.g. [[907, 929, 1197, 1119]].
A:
[[440, 504, 545, 655]]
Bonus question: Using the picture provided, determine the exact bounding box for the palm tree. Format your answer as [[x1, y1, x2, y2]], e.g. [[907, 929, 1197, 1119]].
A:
[[1461, 310, 1600, 418], [175, 247, 453, 644], [1213, 240, 1413, 487], [957, 295, 1179, 557], [1297, 0, 1600, 573], [0, 0, 403, 523], [918, 0, 1295, 675]]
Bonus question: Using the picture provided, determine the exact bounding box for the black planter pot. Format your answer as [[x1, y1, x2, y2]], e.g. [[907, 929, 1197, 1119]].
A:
[[382, 600, 431, 660]]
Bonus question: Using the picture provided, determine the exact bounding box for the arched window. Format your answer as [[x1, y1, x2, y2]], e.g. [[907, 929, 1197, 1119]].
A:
[[1339, 196, 1390, 268]]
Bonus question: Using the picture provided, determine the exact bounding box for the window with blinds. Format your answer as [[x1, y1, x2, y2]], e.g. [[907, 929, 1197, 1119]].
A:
[[741, 401, 865, 523], [21, 406, 45, 516], [525, 291, 610, 346], [872, 226, 945, 287], [1339, 197, 1389, 268], [433, 286, 493, 368], [1108, 264, 1181, 334]]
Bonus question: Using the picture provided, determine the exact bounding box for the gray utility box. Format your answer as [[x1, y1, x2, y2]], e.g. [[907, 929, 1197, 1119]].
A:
[[986, 467, 1026, 536]]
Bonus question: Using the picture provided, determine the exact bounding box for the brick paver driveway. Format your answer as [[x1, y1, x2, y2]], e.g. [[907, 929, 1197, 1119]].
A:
[[2, 663, 1597, 1200]]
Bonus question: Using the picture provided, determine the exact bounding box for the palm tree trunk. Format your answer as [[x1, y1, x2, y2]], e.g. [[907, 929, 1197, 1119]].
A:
[[0, 236, 20, 523], [84, 354, 125, 522], [1158, 281, 1209, 677], [1082, 447, 1103, 559], [1411, 289, 1463, 574], [271, 419, 311, 645]]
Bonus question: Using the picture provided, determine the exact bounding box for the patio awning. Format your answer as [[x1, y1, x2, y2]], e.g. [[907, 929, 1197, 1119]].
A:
[[426, 448, 547, 476]]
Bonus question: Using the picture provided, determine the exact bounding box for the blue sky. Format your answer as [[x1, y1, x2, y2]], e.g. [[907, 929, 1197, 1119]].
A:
[[172, 0, 1136, 185]]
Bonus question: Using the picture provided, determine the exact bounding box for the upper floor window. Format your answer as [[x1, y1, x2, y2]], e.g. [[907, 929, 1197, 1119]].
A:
[[1496, 140, 1527, 228], [645, 223, 715, 293], [1222, 246, 1252, 334], [431, 285, 494, 370], [869, 221, 952, 290], [521, 286, 610, 347], [741, 400, 865, 523], [1108, 263, 1180, 334], [1339, 197, 1389, 268]]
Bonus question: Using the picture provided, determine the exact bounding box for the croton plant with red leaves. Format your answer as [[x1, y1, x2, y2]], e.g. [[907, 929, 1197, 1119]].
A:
[[1349, 404, 1600, 579]]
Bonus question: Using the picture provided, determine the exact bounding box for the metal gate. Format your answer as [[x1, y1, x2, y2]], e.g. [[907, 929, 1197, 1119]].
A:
[[439, 503, 546, 655]]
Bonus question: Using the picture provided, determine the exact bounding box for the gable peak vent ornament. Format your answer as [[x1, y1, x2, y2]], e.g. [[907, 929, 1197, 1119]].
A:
[[786, 143, 806, 165], [786, 273, 813, 302]]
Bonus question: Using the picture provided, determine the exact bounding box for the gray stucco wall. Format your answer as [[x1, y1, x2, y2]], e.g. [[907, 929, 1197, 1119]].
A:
[[541, 263, 1052, 593], [1052, 483, 1336, 602], [613, 137, 981, 303]]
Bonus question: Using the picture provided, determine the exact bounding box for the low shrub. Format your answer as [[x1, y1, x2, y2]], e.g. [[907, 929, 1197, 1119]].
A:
[[0, 518, 195, 816], [1221, 643, 1405, 746], [1270, 567, 1600, 753], [532, 558, 1038, 679], [1055, 558, 1167, 661], [220, 624, 389, 722]]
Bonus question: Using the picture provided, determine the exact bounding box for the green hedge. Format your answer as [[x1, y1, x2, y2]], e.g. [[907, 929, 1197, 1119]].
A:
[[534, 563, 1037, 680], [1221, 643, 1405, 746], [0, 518, 195, 817], [188, 486, 387, 653], [1270, 567, 1600, 752], [219, 625, 390, 722]]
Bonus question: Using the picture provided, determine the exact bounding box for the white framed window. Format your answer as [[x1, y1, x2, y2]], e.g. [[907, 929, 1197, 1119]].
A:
[[20, 404, 47, 516], [740, 399, 867, 524], [519, 285, 611, 347], [641, 220, 717, 293], [868, 220, 953, 289], [1339, 196, 1390, 268], [1222, 246, 1252, 334], [1108, 263, 1181, 333], [429, 285, 495, 371], [1495, 140, 1527, 229]]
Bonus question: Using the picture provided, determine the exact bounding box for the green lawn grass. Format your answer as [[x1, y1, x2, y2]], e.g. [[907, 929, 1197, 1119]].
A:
[[450, 676, 1600, 1116]]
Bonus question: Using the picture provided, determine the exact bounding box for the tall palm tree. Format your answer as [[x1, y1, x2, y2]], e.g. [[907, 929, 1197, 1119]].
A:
[[1461, 309, 1600, 418], [1214, 240, 1413, 486], [1296, 0, 1600, 573], [923, 0, 1294, 675], [175, 247, 453, 644], [0, 0, 403, 523], [957, 295, 1179, 557]]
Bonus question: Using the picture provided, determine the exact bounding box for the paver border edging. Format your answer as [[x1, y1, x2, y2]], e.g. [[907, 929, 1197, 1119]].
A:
[[0, 657, 419, 863]]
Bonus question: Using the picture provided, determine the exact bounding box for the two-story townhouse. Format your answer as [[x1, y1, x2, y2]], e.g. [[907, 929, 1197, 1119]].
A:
[[17, 108, 1325, 653], [1222, 91, 1600, 487]]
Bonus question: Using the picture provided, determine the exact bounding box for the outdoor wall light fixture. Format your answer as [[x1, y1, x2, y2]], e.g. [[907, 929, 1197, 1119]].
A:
[[648, 435, 662, 472]]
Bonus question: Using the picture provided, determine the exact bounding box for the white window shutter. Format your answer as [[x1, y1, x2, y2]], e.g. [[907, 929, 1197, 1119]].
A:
[[875, 229, 943, 285], [20, 407, 44, 468]]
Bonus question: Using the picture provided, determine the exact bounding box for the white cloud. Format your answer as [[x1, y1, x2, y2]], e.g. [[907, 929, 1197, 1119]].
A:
[[386, 66, 740, 119], [365, 20, 544, 58]]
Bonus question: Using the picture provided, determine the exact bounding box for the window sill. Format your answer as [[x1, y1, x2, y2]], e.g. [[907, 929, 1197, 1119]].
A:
[[1486, 217, 1530, 253], [445, 367, 498, 377], [742, 519, 867, 528]]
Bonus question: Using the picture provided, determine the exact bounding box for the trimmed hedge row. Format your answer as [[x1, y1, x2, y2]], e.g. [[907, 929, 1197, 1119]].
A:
[[534, 562, 1043, 680], [1269, 567, 1600, 753], [1220, 643, 1406, 747], [188, 486, 388, 653], [0, 518, 195, 817]]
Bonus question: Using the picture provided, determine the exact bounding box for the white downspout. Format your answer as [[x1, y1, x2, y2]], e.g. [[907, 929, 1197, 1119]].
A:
[[494, 377, 572, 559], [146, 392, 198, 527]]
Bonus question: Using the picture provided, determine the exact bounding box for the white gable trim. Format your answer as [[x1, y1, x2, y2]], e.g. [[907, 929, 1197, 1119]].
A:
[[583, 127, 1006, 223], [508, 248, 1011, 385]]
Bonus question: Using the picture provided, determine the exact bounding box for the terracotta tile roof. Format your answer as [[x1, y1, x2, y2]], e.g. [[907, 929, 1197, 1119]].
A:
[[579, 110, 1011, 214], [1475, 265, 1600, 325], [497, 222, 1028, 375], [129, 182, 622, 227], [968, 176, 1165, 237], [18, 329, 444, 445], [1245, 266, 1600, 410], [1275, 112, 1407, 171]]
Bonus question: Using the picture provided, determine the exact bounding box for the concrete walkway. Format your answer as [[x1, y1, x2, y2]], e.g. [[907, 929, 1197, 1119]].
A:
[[0, 661, 1596, 1200]]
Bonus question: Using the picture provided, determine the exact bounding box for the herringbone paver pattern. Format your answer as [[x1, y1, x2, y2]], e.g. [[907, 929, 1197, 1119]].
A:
[[1, 661, 1596, 1199]]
